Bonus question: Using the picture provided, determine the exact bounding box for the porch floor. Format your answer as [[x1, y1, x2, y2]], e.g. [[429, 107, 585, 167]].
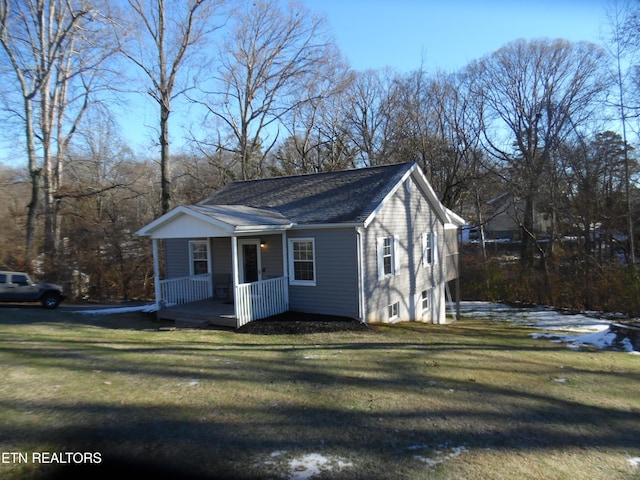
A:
[[157, 298, 237, 328]]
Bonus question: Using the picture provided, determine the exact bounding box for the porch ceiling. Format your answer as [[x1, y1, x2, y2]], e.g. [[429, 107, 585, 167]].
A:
[[136, 205, 293, 239]]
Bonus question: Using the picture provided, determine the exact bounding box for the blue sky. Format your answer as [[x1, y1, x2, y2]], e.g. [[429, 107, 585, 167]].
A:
[[0, 0, 613, 164], [305, 0, 609, 72]]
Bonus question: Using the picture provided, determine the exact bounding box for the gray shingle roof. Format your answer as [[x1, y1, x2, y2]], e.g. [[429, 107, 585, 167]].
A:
[[197, 163, 414, 224], [186, 205, 292, 227]]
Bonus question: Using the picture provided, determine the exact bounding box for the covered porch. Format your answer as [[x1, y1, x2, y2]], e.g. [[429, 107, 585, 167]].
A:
[[136, 205, 293, 328], [155, 273, 289, 327]]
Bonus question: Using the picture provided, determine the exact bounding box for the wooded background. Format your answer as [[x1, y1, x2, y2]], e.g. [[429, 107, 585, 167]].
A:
[[1, 0, 639, 315]]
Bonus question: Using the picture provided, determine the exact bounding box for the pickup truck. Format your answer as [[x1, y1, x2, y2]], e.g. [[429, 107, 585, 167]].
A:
[[0, 271, 66, 308]]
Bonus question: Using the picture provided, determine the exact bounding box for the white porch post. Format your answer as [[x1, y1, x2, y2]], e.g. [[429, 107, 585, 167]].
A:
[[281, 233, 289, 306], [152, 238, 162, 309], [231, 236, 240, 318], [207, 238, 214, 298]]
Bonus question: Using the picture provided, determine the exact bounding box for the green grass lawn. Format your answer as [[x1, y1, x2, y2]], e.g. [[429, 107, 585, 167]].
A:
[[0, 306, 638, 479]]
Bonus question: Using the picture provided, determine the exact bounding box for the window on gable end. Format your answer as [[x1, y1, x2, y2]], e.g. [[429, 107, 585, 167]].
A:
[[422, 232, 437, 267], [377, 236, 400, 279]]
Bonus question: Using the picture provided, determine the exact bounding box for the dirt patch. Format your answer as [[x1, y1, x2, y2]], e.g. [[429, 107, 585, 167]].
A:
[[236, 311, 369, 335]]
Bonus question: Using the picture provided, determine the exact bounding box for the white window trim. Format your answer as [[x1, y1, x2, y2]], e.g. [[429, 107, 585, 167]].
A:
[[377, 235, 400, 280], [189, 240, 210, 276], [288, 238, 316, 286], [421, 289, 431, 313], [388, 301, 400, 321], [422, 232, 438, 267]]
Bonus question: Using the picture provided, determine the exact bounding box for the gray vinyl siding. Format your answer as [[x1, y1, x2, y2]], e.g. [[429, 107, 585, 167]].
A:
[[164, 238, 191, 278], [287, 228, 359, 318], [362, 175, 446, 321], [211, 238, 232, 276], [257, 234, 285, 279]]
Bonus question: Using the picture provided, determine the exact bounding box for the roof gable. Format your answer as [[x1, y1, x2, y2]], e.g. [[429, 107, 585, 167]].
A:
[[198, 163, 415, 225], [136, 205, 292, 238]]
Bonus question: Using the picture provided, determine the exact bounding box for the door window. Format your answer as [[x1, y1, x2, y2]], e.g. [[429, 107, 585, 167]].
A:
[[242, 244, 259, 283], [238, 239, 262, 284]]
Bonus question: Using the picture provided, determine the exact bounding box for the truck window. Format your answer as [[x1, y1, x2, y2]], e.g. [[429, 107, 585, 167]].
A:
[[12, 274, 29, 285]]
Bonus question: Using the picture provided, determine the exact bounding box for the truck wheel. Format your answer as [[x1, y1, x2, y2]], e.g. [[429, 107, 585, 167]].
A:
[[41, 293, 61, 309]]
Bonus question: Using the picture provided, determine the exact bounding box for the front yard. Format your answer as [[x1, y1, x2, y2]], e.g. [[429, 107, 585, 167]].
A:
[[0, 307, 638, 479]]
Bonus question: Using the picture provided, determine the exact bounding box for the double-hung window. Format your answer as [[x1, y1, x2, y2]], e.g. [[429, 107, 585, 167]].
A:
[[388, 301, 400, 320], [377, 235, 399, 280], [289, 238, 316, 286], [382, 237, 393, 275], [189, 240, 209, 275], [421, 289, 430, 312], [422, 232, 437, 267]]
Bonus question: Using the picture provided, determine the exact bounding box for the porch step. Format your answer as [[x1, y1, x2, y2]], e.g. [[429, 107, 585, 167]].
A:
[[174, 317, 210, 328], [211, 316, 238, 328], [156, 299, 238, 328]]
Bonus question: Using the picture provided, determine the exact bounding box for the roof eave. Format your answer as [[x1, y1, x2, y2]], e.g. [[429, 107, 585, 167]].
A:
[[234, 224, 293, 234], [445, 207, 466, 227], [289, 222, 365, 230]]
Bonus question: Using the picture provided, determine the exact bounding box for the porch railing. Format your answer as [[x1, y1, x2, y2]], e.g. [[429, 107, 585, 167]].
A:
[[235, 276, 288, 327], [160, 273, 212, 306]]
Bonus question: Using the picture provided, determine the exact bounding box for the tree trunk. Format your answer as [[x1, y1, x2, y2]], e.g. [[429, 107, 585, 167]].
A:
[[520, 196, 536, 270], [24, 97, 39, 269], [160, 100, 171, 214]]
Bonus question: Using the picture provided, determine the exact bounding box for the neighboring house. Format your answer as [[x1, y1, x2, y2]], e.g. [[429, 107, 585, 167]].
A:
[[136, 162, 465, 328], [483, 192, 552, 241]]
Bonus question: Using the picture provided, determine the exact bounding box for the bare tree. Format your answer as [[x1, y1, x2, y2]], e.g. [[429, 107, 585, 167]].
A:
[[344, 68, 401, 167], [391, 69, 485, 209], [563, 130, 631, 260], [62, 114, 156, 300], [0, 163, 30, 269], [119, 0, 225, 213], [197, 0, 335, 180], [603, 0, 638, 264], [273, 45, 354, 174], [0, 0, 115, 272], [472, 38, 611, 269]]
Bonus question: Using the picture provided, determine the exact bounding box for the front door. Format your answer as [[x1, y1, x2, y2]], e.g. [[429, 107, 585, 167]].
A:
[[238, 239, 262, 284]]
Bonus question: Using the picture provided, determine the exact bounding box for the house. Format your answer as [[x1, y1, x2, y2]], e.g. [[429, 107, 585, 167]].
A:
[[482, 192, 552, 241], [136, 162, 465, 328]]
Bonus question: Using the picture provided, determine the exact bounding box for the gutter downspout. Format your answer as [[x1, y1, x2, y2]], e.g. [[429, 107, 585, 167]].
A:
[[356, 227, 366, 323]]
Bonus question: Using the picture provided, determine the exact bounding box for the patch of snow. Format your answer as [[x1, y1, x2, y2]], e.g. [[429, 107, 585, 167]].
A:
[[629, 457, 640, 467], [286, 453, 353, 480], [71, 304, 157, 315], [458, 301, 638, 354], [178, 379, 199, 387], [410, 444, 467, 467], [459, 301, 610, 332]]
